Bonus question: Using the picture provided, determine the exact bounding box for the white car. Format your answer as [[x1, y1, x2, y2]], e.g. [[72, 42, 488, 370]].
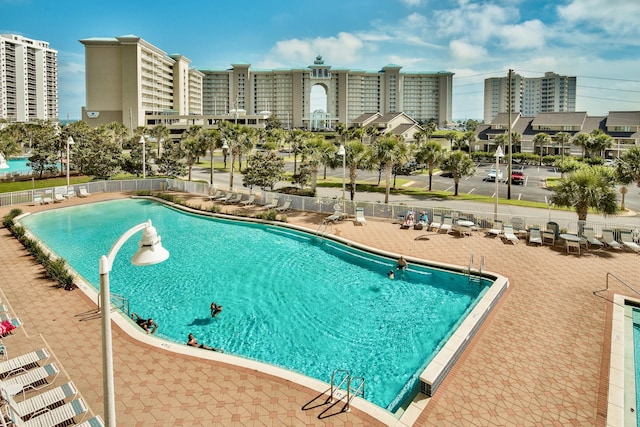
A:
[[487, 168, 503, 181], [604, 159, 616, 167]]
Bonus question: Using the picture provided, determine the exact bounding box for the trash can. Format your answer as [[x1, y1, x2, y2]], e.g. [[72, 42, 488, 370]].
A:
[[546, 222, 559, 240]]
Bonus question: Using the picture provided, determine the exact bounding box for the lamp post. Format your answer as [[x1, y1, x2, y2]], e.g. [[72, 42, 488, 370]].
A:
[[99, 220, 169, 427], [494, 145, 504, 220], [139, 136, 146, 179], [337, 144, 346, 212], [66, 136, 74, 187]]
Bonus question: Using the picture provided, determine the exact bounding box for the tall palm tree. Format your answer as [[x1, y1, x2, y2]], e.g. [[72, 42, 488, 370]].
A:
[[551, 166, 618, 221], [371, 135, 409, 204], [444, 131, 458, 150], [532, 132, 551, 165], [334, 122, 347, 142], [440, 151, 476, 196], [181, 126, 206, 181], [554, 131, 570, 162], [415, 141, 445, 191], [341, 140, 371, 201], [149, 125, 170, 157], [572, 132, 590, 159], [287, 129, 306, 174], [200, 129, 223, 184]]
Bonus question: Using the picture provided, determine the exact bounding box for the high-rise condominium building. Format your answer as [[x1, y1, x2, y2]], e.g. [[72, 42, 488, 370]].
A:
[[81, 36, 453, 132], [201, 55, 453, 129], [0, 34, 58, 123], [79, 35, 203, 130], [483, 72, 576, 123]]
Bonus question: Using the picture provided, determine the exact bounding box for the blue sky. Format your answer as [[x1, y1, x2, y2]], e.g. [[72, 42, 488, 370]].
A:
[[2, 0, 639, 122]]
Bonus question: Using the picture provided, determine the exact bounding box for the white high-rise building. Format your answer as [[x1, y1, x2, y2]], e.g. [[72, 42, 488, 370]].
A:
[[484, 72, 576, 123], [0, 34, 58, 122]]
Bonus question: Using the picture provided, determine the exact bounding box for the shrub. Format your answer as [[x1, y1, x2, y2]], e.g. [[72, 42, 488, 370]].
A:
[[208, 204, 221, 213], [136, 190, 152, 196]]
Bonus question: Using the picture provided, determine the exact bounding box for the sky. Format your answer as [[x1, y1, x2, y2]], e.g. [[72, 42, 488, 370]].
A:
[[2, 0, 639, 122]]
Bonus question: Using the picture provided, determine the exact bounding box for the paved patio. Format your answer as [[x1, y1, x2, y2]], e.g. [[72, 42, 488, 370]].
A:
[[0, 192, 638, 426]]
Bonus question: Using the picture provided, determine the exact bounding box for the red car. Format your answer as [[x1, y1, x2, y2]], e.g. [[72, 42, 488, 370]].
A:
[[511, 170, 525, 185]]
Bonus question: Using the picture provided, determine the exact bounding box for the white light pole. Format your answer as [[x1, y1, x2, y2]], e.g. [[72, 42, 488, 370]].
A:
[[66, 136, 74, 187], [99, 220, 169, 427], [494, 145, 504, 220], [139, 136, 146, 179], [337, 144, 346, 212]]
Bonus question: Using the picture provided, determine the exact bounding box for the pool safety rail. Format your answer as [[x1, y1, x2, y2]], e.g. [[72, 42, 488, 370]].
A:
[[328, 369, 365, 412], [593, 272, 640, 304], [98, 292, 130, 317], [468, 254, 484, 285]]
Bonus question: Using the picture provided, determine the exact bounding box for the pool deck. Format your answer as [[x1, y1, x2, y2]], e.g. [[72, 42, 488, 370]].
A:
[[1, 191, 639, 426]]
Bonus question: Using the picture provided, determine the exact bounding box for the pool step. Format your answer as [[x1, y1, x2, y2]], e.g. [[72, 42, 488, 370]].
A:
[[327, 369, 365, 412]]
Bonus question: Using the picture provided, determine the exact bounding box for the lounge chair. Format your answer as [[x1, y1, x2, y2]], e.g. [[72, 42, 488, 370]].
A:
[[414, 212, 429, 230], [2, 381, 77, 420], [542, 229, 555, 245], [77, 186, 90, 197], [0, 348, 49, 379], [53, 192, 65, 203], [75, 415, 105, 427], [438, 216, 453, 234], [5, 397, 87, 427], [262, 198, 279, 210], [66, 186, 76, 199], [355, 207, 367, 225], [566, 240, 581, 254], [602, 229, 623, 250], [0, 363, 59, 393], [400, 211, 415, 229], [429, 214, 442, 232], [275, 200, 292, 212], [204, 189, 222, 201], [325, 209, 346, 223], [620, 230, 640, 252], [224, 193, 243, 204], [0, 315, 20, 338], [486, 220, 503, 237], [581, 226, 603, 249], [238, 195, 255, 207], [528, 227, 542, 245], [218, 193, 237, 203], [32, 194, 43, 206], [42, 190, 53, 204], [502, 224, 519, 244]]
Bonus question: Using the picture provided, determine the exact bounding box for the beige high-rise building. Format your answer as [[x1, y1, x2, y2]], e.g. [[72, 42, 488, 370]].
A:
[[202, 55, 453, 128], [484, 72, 576, 123], [80, 35, 202, 131], [0, 34, 58, 123]]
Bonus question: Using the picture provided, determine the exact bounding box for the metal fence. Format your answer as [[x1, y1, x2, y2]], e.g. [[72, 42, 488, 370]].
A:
[[2, 177, 638, 241]]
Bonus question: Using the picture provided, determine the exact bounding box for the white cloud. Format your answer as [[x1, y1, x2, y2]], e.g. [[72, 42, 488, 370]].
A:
[[557, 0, 640, 36], [449, 40, 488, 63], [498, 20, 545, 50], [398, 0, 423, 6]]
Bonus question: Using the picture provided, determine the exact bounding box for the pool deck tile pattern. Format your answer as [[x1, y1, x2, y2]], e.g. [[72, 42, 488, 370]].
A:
[[1, 191, 639, 426]]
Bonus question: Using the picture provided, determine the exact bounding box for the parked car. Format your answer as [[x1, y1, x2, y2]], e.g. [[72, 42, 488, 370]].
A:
[[511, 169, 526, 185], [604, 158, 616, 167], [487, 168, 503, 181]]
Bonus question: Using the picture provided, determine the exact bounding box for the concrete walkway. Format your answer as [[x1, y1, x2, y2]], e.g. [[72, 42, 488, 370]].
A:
[[0, 191, 638, 426]]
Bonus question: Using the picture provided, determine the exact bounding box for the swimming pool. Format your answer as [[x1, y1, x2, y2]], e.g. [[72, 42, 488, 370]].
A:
[[1, 158, 30, 175], [19, 198, 495, 411]]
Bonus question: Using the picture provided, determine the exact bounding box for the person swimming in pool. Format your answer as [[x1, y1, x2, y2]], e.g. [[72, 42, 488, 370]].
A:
[[131, 312, 158, 334], [210, 301, 223, 317], [387, 270, 395, 279], [187, 333, 223, 352], [396, 256, 409, 271]]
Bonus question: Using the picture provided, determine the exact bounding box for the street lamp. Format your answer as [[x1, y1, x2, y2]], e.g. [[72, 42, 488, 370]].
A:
[[494, 145, 504, 220], [139, 136, 146, 179], [99, 220, 169, 427], [66, 136, 74, 187], [337, 144, 346, 212]]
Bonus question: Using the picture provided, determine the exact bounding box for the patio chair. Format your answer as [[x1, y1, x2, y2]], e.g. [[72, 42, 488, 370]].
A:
[[581, 226, 604, 249], [542, 229, 555, 245], [0, 348, 49, 379], [325, 208, 346, 223], [438, 215, 453, 234], [0, 315, 20, 337], [32, 194, 43, 206], [66, 186, 76, 199], [429, 214, 442, 232], [355, 207, 367, 226], [528, 227, 543, 245], [501, 224, 519, 244], [485, 220, 503, 237], [42, 190, 53, 204], [262, 197, 279, 210], [75, 415, 105, 427], [77, 186, 90, 198], [566, 240, 581, 254], [224, 193, 243, 204], [217, 192, 237, 203], [204, 188, 222, 201], [511, 217, 526, 234], [0, 363, 59, 393], [53, 192, 65, 203], [1, 381, 77, 420], [602, 229, 623, 250], [238, 194, 255, 207], [400, 211, 415, 229], [620, 230, 640, 252], [5, 397, 87, 427], [275, 200, 292, 212]]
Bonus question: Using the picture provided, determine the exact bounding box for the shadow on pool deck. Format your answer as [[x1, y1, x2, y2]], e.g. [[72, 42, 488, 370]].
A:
[[0, 191, 638, 426]]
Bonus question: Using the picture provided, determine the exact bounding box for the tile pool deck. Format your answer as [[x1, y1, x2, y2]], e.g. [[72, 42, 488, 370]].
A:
[[1, 192, 639, 426]]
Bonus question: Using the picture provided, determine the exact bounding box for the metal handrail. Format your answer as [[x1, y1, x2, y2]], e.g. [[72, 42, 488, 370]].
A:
[[328, 369, 350, 404], [97, 292, 130, 316], [593, 273, 640, 305], [345, 376, 365, 412]]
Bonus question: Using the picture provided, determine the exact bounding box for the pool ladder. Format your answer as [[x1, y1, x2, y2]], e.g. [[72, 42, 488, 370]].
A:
[[328, 369, 365, 412], [316, 220, 332, 237], [98, 291, 130, 316], [468, 254, 484, 285]]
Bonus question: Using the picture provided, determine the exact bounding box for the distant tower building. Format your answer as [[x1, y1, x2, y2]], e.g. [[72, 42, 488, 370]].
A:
[[484, 72, 576, 123], [0, 34, 58, 122], [80, 35, 203, 131]]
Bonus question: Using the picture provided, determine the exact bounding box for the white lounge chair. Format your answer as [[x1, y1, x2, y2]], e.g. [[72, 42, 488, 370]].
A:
[[224, 193, 243, 204], [620, 230, 640, 252], [528, 227, 542, 245], [602, 229, 623, 250], [66, 186, 76, 198], [32, 194, 43, 206], [75, 415, 105, 427], [78, 186, 90, 197], [0, 363, 59, 393], [438, 215, 453, 234], [2, 381, 77, 420], [42, 190, 53, 204], [0, 348, 49, 379], [238, 195, 255, 207], [486, 220, 503, 237], [275, 200, 292, 212], [218, 192, 237, 203], [53, 192, 65, 203], [5, 397, 87, 427], [262, 198, 279, 210], [581, 226, 603, 249], [355, 207, 367, 225], [204, 188, 222, 201], [502, 224, 519, 244]]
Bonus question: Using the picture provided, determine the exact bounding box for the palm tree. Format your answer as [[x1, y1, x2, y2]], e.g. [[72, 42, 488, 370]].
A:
[[149, 125, 170, 157], [532, 132, 551, 165], [340, 139, 370, 201], [334, 122, 347, 142], [415, 141, 445, 191], [554, 132, 570, 162], [591, 131, 614, 159], [572, 132, 590, 159], [440, 151, 476, 196], [615, 146, 640, 210], [463, 130, 476, 152], [200, 129, 223, 184], [181, 126, 206, 181], [444, 131, 458, 150], [551, 166, 618, 221], [287, 129, 306, 174], [371, 135, 409, 204]]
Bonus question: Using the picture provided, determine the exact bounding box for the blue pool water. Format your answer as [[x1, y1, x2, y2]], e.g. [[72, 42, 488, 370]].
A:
[[1, 158, 31, 174], [20, 198, 491, 411]]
